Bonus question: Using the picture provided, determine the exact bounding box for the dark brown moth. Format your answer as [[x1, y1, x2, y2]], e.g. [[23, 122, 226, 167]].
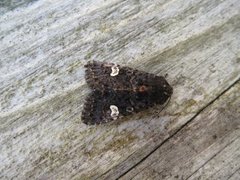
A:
[[82, 61, 173, 125]]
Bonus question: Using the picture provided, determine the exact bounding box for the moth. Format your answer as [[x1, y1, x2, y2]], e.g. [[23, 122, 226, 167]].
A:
[[82, 61, 173, 125]]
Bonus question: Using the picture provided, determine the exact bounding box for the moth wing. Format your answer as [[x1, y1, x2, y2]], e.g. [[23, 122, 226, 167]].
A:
[[81, 89, 169, 125], [84, 61, 134, 90], [81, 90, 139, 125]]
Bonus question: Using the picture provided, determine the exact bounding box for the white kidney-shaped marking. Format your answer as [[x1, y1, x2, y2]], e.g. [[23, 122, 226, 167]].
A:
[[110, 65, 119, 76], [110, 105, 119, 120]]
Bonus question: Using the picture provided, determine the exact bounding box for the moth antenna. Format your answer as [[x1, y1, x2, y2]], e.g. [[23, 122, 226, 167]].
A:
[[157, 96, 172, 115]]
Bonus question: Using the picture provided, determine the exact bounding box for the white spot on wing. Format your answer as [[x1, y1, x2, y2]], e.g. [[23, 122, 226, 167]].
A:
[[110, 105, 119, 120], [110, 65, 119, 76]]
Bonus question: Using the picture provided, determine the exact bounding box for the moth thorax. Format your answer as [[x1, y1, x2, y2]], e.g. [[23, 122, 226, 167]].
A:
[[110, 65, 119, 76], [110, 105, 119, 120]]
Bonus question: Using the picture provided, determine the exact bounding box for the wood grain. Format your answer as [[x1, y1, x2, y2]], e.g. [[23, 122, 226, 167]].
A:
[[0, 0, 239, 179], [120, 81, 240, 180]]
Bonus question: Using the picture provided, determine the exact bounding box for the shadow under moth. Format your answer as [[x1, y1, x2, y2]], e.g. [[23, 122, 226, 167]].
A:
[[82, 61, 173, 125]]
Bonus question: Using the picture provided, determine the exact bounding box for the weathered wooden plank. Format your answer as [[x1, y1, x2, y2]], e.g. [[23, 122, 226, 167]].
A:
[[189, 138, 240, 180], [0, 0, 240, 179], [228, 169, 240, 180], [120, 81, 240, 180], [0, 0, 38, 15]]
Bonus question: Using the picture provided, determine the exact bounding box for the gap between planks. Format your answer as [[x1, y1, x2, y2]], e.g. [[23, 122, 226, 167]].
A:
[[99, 77, 240, 179]]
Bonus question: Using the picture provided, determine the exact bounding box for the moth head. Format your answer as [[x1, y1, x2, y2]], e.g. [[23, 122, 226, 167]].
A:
[[110, 65, 119, 76], [162, 83, 173, 96], [110, 105, 119, 120], [148, 76, 172, 93]]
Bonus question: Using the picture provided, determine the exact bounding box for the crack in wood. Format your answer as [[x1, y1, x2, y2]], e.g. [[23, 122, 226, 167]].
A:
[[99, 77, 240, 179]]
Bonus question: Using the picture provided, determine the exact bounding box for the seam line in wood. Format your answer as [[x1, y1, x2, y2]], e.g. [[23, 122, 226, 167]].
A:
[[99, 77, 240, 179], [185, 135, 240, 180]]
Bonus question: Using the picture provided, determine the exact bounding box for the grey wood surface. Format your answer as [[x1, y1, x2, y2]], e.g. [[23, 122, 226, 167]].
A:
[[120, 81, 240, 180], [0, 0, 239, 179]]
